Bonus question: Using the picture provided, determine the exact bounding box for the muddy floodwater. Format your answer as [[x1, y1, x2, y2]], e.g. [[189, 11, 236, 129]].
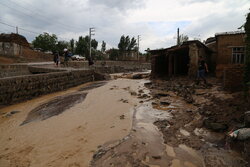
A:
[[0, 79, 142, 167], [0, 77, 248, 167]]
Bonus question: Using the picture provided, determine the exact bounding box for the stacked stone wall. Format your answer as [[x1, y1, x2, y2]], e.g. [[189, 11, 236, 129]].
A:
[[0, 70, 94, 105], [0, 64, 30, 78]]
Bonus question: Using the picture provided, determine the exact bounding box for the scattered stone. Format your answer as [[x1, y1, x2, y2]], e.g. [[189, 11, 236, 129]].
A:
[[160, 101, 170, 106], [139, 94, 149, 99], [132, 74, 143, 79], [144, 82, 152, 86], [154, 120, 169, 130], [151, 102, 157, 105], [139, 90, 144, 93], [130, 91, 137, 96], [152, 155, 161, 159], [139, 101, 144, 103], [119, 99, 128, 103], [156, 93, 169, 97], [4, 110, 21, 117], [203, 119, 228, 132], [120, 115, 125, 120]]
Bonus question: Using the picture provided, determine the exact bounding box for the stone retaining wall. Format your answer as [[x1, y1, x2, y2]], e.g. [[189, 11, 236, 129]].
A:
[[0, 64, 30, 78], [0, 69, 94, 105], [28, 66, 66, 74], [68, 61, 151, 73], [223, 65, 245, 91]]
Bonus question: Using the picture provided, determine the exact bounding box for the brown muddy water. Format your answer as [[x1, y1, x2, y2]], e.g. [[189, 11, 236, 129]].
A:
[[0, 77, 248, 167]]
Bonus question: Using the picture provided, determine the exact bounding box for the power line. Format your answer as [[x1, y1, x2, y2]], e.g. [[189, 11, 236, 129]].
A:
[[0, 1, 80, 32], [7, 0, 84, 31], [0, 20, 72, 41]]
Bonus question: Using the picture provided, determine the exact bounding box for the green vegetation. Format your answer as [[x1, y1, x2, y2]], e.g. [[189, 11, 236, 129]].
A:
[[32, 33, 58, 52], [118, 35, 137, 52]]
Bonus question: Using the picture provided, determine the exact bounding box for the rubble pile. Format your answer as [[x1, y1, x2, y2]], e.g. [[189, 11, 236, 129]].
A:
[[0, 33, 30, 47], [147, 77, 250, 165]]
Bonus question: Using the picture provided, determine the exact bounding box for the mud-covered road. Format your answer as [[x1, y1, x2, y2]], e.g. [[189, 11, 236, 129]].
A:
[[0, 76, 249, 167]]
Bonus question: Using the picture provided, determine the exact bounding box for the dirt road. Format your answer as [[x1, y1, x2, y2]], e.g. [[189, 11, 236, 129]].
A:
[[0, 79, 143, 167], [0, 76, 249, 167]]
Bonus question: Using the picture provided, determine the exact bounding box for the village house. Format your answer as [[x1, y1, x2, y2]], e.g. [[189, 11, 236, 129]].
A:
[[205, 31, 246, 78], [148, 40, 212, 78]]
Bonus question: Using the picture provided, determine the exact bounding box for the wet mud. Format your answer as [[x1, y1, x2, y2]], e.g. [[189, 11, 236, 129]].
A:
[[78, 81, 107, 91], [21, 93, 87, 125], [91, 76, 249, 167], [20, 81, 107, 125]]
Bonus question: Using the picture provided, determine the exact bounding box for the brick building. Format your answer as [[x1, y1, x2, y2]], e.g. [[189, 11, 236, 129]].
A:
[[205, 31, 246, 77], [149, 40, 212, 78]]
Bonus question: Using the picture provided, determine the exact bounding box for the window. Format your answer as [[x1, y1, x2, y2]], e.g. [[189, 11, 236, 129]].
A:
[[232, 47, 245, 64]]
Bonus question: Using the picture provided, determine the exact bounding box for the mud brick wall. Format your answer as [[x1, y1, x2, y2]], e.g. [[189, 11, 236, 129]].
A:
[[223, 65, 245, 91], [0, 64, 30, 78], [0, 70, 94, 105]]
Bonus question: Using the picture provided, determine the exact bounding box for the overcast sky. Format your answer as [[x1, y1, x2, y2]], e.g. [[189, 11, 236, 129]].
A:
[[0, 0, 249, 52]]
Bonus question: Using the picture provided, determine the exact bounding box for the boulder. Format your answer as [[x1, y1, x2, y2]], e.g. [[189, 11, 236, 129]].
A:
[[203, 119, 228, 132], [132, 74, 143, 79]]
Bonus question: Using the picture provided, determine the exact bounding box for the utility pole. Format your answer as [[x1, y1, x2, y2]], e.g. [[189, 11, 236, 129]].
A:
[[137, 35, 141, 61], [89, 27, 95, 60], [177, 28, 180, 45], [16, 26, 18, 34]]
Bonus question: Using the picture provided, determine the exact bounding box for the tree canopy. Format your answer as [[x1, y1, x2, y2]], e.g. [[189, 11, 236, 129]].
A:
[[75, 35, 98, 57], [32, 32, 58, 52], [118, 35, 137, 52]]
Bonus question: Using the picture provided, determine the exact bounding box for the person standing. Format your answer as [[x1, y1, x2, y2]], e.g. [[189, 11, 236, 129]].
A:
[[63, 48, 69, 67], [197, 56, 209, 84], [54, 51, 60, 67]]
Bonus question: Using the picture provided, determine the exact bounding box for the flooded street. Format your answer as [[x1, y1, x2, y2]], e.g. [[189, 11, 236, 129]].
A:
[[0, 77, 249, 167], [0, 79, 143, 167]]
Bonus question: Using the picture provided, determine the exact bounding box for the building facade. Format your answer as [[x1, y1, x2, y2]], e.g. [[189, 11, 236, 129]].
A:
[[149, 40, 211, 78], [206, 31, 246, 78]]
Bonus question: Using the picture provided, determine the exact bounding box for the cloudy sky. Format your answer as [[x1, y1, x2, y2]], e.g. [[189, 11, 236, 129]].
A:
[[0, 0, 249, 52]]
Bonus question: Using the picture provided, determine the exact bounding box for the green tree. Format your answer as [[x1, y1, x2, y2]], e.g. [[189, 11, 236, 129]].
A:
[[32, 32, 58, 52], [101, 41, 106, 53], [75, 36, 88, 56], [118, 35, 137, 52], [75, 35, 98, 57], [70, 39, 75, 53], [244, 12, 250, 98], [56, 41, 69, 54], [109, 48, 119, 60]]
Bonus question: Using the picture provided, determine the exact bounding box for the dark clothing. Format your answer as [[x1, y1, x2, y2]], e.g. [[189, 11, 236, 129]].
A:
[[198, 60, 206, 70], [197, 69, 205, 78], [64, 51, 69, 61]]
